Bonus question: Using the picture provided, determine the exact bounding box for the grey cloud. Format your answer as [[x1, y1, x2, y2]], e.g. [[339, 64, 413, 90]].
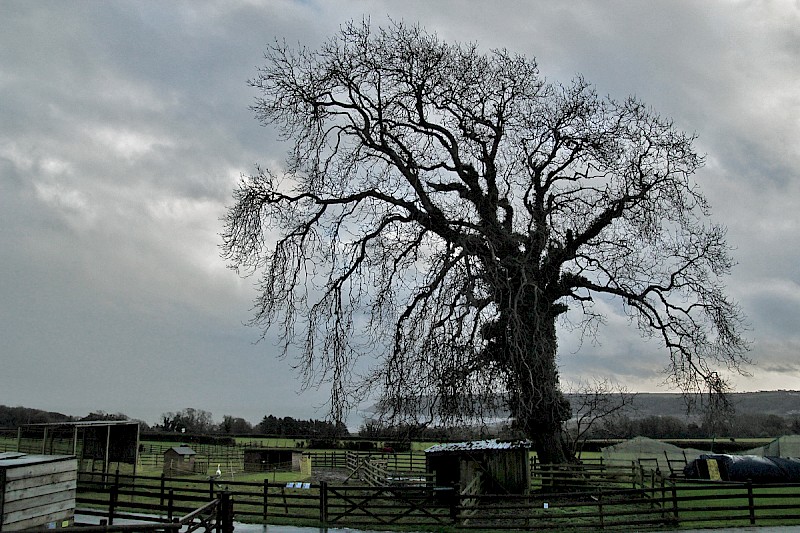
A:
[[1, 0, 799, 425]]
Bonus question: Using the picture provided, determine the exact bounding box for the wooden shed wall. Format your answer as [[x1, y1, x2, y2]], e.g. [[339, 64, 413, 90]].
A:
[[484, 449, 529, 493], [1, 457, 77, 531], [243, 450, 300, 472], [428, 449, 530, 494], [162, 451, 198, 476]]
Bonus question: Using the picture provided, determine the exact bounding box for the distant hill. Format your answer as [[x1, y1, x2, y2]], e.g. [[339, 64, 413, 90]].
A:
[[568, 390, 800, 420]]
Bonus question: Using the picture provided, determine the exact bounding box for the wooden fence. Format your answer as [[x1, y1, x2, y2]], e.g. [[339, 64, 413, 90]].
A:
[[135, 449, 425, 476], [531, 458, 656, 491], [65, 489, 232, 533], [76, 469, 800, 530], [308, 450, 426, 472], [344, 451, 433, 487]]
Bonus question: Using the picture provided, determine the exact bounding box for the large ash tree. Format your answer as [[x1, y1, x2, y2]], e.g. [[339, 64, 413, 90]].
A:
[[223, 21, 748, 463]]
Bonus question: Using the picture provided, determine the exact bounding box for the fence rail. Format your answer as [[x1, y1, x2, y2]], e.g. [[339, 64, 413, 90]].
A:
[[343, 451, 434, 487], [308, 450, 426, 472], [76, 469, 800, 530], [531, 459, 648, 490]]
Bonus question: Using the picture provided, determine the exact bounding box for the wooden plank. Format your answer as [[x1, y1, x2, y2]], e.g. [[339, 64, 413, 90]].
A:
[[3, 497, 74, 527], [5, 479, 77, 504], [4, 469, 77, 491], [2, 487, 76, 514], [4, 459, 76, 481], [3, 506, 74, 531], [0, 467, 5, 527]]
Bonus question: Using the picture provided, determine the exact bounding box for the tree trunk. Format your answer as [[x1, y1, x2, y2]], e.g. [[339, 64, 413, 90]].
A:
[[509, 310, 575, 465]]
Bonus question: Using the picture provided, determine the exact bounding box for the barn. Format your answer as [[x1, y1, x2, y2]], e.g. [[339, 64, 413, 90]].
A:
[[243, 448, 302, 472], [425, 439, 531, 494], [0, 452, 77, 531], [16, 421, 139, 475]]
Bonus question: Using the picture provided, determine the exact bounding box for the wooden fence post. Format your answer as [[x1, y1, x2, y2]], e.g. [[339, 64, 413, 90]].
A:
[[747, 480, 755, 525], [264, 479, 269, 523], [217, 491, 234, 533], [450, 484, 460, 524], [160, 473, 166, 509], [598, 486, 604, 529], [167, 489, 175, 523], [108, 477, 118, 525], [319, 480, 328, 526], [671, 483, 679, 524]]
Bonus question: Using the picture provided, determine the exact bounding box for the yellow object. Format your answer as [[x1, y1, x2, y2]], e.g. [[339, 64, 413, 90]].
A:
[[300, 454, 312, 477], [706, 459, 721, 480]]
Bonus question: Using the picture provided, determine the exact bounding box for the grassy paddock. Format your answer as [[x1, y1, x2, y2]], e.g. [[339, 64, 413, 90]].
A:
[[0, 435, 17, 452]]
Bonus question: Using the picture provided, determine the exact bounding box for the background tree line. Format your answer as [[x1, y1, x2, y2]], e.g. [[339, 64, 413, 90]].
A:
[[154, 408, 348, 437], [0, 405, 136, 429], [0, 405, 347, 438], [4, 403, 799, 440]]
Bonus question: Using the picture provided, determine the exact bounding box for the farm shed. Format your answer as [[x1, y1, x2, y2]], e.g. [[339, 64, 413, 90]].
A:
[[0, 452, 77, 531], [163, 446, 201, 476], [243, 448, 302, 472], [17, 421, 139, 475], [425, 439, 531, 494]]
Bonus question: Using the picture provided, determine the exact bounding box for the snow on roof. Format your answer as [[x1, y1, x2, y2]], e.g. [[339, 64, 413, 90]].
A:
[[425, 439, 532, 454]]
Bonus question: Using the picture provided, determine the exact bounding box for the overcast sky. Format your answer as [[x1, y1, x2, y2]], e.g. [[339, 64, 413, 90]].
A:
[[2, 1, 799, 428]]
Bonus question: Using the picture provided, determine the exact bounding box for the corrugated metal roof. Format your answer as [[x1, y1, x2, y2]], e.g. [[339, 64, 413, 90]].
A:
[[425, 439, 532, 454], [168, 446, 196, 455], [23, 420, 138, 427]]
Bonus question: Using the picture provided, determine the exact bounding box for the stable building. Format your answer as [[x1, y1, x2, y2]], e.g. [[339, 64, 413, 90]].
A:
[[17, 421, 139, 476], [425, 439, 532, 494], [243, 448, 302, 472], [0, 452, 77, 531]]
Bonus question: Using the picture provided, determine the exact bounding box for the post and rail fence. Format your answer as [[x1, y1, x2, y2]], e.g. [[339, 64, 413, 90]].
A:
[[75, 467, 800, 531]]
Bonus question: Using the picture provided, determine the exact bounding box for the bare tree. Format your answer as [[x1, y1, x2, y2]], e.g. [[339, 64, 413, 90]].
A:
[[222, 21, 749, 462], [565, 379, 636, 458]]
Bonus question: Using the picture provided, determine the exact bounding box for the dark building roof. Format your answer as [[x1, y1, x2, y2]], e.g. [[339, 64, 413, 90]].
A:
[[167, 446, 196, 456], [425, 439, 532, 454]]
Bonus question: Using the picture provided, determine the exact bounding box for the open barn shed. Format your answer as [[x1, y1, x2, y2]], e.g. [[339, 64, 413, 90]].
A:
[[0, 452, 77, 531], [425, 439, 531, 494], [243, 448, 302, 472], [16, 421, 139, 476]]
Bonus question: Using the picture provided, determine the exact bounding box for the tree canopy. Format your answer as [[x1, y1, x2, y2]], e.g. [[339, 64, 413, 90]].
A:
[[223, 20, 748, 461]]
